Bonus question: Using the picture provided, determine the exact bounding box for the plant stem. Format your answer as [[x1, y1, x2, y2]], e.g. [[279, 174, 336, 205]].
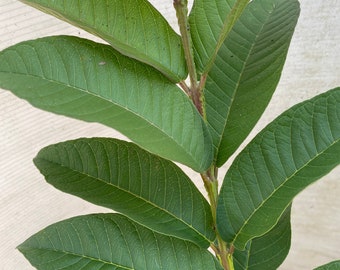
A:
[[201, 166, 218, 221], [202, 166, 234, 270], [174, 2, 234, 269], [173, 0, 197, 89], [174, 0, 206, 117]]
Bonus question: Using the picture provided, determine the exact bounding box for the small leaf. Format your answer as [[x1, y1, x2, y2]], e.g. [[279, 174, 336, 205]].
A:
[[18, 214, 224, 270], [34, 138, 215, 247], [0, 36, 213, 172], [189, 0, 238, 73], [20, 0, 187, 82], [189, 0, 249, 74], [217, 87, 340, 249], [204, 0, 300, 166], [314, 261, 340, 270], [233, 206, 291, 270]]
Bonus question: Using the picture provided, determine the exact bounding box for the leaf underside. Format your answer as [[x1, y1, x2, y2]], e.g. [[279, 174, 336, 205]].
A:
[[0, 36, 213, 172], [20, 0, 187, 82], [3, 1, 337, 269], [18, 214, 224, 270], [34, 138, 215, 248], [217, 87, 340, 249], [233, 206, 291, 270], [204, 0, 300, 166]]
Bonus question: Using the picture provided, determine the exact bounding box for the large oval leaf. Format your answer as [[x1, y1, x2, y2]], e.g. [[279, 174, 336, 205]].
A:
[[217, 87, 340, 249], [233, 206, 291, 270], [0, 36, 213, 172], [20, 0, 187, 82], [33, 138, 215, 247], [204, 0, 300, 166], [18, 214, 223, 270]]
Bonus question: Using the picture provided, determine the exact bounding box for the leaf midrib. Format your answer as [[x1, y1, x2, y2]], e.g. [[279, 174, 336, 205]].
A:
[[38, 156, 211, 245], [232, 136, 340, 247], [0, 70, 201, 168], [19, 246, 134, 270], [214, 3, 278, 157]]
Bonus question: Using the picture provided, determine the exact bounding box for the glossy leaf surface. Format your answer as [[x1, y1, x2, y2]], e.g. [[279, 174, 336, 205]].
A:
[[33, 138, 215, 248], [233, 206, 291, 270], [204, 0, 300, 166], [0, 36, 213, 172], [19, 214, 223, 270], [217, 87, 340, 249], [20, 0, 187, 82]]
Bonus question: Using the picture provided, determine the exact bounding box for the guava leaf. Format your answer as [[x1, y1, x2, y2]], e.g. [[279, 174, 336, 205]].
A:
[[233, 206, 291, 270], [204, 0, 300, 166], [0, 36, 213, 172], [314, 261, 340, 270], [217, 87, 340, 249], [189, 0, 237, 73], [33, 138, 215, 248], [20, 0, 187, 82], [18, 214, 223, 270]]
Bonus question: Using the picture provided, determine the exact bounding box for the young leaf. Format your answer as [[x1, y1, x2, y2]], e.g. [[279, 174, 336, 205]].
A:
[[189, 0, 247, 74], [20, 0, 187, 82], [18, 214, 224, 270], [233, 206, 291, 270], [204, 0, 300, 166], [217, 87, 340, 249], [0, 36, 213, 172], [314, 261, 340, 270], [33, 138, 215, 248]]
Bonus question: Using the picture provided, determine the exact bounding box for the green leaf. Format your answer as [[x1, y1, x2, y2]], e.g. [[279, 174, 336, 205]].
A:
[[189, 0, 250, 75], [217, 87, 340, 249], [204, 0, 300, 166], [18, 214, 223, 270], [0, 36, 213, 172], [189, 0, 237, 73], [34, 138, 215, 248], [314, 261, 340, 270], [233, 206, 291, 270], [20, 0, 187, 82]]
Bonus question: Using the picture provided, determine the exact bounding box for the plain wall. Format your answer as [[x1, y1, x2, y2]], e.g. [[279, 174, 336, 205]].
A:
[[0, 0, 339, 269]]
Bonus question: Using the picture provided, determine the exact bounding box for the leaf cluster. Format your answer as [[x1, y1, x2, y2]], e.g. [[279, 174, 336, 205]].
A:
[[0, 0, 339, 269]]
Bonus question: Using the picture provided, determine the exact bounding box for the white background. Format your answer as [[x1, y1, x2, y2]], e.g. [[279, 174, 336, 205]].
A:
[[0, 0, 339, 269]]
